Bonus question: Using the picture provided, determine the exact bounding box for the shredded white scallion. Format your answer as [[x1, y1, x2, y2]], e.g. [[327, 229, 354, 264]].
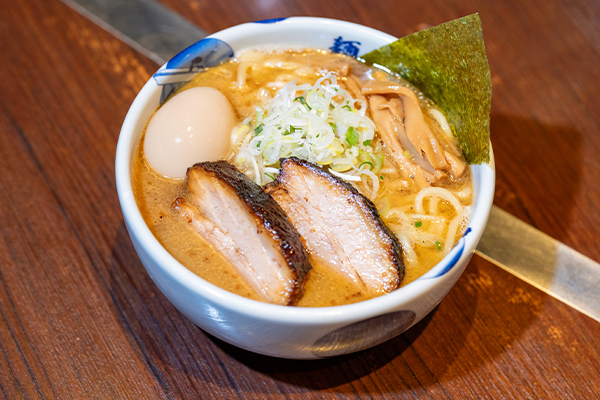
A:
[[231, 72, 383, 190]]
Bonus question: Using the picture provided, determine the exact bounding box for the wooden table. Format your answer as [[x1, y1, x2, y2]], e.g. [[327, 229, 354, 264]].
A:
[[1, 0, 599, 398]]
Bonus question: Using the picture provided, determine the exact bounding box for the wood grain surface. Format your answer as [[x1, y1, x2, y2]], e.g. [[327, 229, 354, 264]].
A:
[[1, 0, 599, 398]]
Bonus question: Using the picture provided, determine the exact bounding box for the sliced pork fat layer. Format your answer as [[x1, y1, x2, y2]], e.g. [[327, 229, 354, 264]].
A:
[[172, 161, 311, 305], [265, 158, 404, 295]]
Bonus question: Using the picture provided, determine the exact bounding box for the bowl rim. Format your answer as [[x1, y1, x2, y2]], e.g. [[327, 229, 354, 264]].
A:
[[116, 16, 495, 325]]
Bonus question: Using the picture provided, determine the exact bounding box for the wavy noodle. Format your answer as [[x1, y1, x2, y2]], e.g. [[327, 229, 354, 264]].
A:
[[452, 186, 472, 199], [415, 187, 462, 215], [382, 209, 410, 223], [383, 185, 465, 265], [429, 197, 439, 214], [390, 227, 418, 267], [444, 216, 462, 254], [406, 214, 446, 223], [358, 169, 380, 199], [414, 187, 464, 255]]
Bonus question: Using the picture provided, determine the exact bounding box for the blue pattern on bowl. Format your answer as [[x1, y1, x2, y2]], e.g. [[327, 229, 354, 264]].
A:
[[151, 30, 367, 105], [424, 227, 472, 278], [153, 38, 234, 104], [254, 18, 287, 24], [329, 36, 361, 57]]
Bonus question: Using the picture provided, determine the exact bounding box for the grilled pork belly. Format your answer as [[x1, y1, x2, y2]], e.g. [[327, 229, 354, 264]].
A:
[[173, 161, 311, 305], [265, 158, 404, 295]]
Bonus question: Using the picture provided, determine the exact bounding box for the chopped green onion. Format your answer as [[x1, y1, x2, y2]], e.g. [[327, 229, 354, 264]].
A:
[[342, 105, 352, 111], [359, 161, 374, 170], [377, 152, 384, 172], [294, 96, 312, 110], [379, 175, 384, 181], [329, 123, 337, 132], [345, 127, 359, 146], [265, 173, 276, 180], [283, 126, 296, 136], [363, 139, 372, 146], [257, 141, 262, 147], [254, 124, 263, 135], [415, 221, 422, 228], [435, 241, 442, 250]]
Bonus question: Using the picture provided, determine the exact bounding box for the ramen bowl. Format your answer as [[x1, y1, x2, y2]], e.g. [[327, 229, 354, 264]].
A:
[[115, 17, 495, 359]]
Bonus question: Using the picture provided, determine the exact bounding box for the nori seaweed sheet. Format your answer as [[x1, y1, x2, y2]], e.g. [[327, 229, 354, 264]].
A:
[[361, 13, 491, 164]]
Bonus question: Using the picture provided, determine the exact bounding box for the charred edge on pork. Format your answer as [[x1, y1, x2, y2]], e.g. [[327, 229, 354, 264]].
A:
[[187, 160, 311, 301], [267, 157, 405, 287]]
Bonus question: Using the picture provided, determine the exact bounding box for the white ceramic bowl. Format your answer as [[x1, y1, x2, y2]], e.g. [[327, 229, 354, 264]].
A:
[[116, 17, 495, 359]]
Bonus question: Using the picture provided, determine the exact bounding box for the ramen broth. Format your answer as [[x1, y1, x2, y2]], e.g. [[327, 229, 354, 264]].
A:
[[132, 49, 473, 307]]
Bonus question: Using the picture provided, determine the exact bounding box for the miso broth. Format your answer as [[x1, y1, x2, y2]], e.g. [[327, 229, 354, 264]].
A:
[[133, 49, 473, 307]]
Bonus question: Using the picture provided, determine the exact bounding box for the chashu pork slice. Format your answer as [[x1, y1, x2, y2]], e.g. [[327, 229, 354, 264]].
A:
[[265, 158, 404, 295], [172, 161, 311, 305]]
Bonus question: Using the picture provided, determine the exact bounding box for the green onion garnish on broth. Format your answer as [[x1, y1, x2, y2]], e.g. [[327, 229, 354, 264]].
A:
[[359, 161, 374, 170], [346, 127, 359, 146], [294, 96, 312, 110], [377, 152, 384, 171], [233, 71, 377, 187]]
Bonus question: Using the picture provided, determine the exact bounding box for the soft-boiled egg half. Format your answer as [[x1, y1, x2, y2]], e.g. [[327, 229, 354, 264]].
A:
[[144, 87, 236, 179]]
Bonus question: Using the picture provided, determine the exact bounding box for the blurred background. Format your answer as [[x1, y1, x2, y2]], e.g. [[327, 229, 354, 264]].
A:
[[1, 0, 599, 398]]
